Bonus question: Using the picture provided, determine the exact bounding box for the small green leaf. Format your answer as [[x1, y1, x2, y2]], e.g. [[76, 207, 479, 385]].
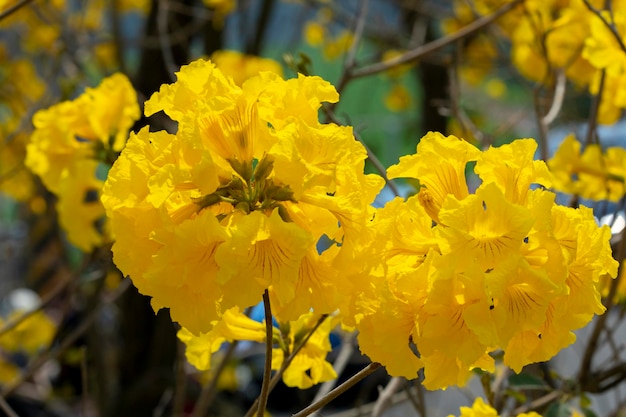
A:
[[508, 372, 549, 389]]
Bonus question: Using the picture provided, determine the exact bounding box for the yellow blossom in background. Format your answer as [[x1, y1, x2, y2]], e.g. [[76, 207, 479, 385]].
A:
[[0, 134, 36, 203], [384, 84, 411, 112], [102, 59, 383, 334], [0, 310, 56, 355], [549, 134, 626, 202], [322, 30, 354, 60], [381, 50, 414, 79], [204, 0, 236, 26], [26, 73, 140, 251], [0, 359, 19, 385], [304, 21, 326, 47], [460, 36, 498, 86], [210, 50, 283, 86], [484, 78, 507, 98]]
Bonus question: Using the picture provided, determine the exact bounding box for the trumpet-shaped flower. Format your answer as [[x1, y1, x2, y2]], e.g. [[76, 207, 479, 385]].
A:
[[387, 132, 480, 223]]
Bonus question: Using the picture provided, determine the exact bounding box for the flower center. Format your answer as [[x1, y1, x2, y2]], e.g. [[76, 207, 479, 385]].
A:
[[194, 154, 296, 217]]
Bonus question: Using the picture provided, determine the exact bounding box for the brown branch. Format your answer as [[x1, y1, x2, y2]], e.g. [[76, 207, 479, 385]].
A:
[[189, 340, 240, 417], [0, 0, 36, 21], [0, 279, 131, 398], [291, 362, 382, 417], [256, 290, 274, 417], [349, 0, 524, 79], [582, 0, 626, 54], [244, 314, 328, 417], [585, 69, 605, 146], [323, 106, 401, 197]]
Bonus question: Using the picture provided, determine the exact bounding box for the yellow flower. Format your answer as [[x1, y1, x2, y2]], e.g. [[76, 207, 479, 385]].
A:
[[203, 0, 236, 26], [178, 306, 265, 371], [549, 134, 626, 201], [384, 84, 411, 112], [56, 160, 108, 251], [0, 310, 56, 355], [387, 132, 481, 223], [0, 359, 19, 385], [475, 138, 552, 205], [272, 312, 337, 389], [438, 183, 535, 271], [304, 21, 326, 47], [322, 30, 354, 60], [583, 9, 626, 76], [103, 59, 383, 333], [448, 397, 498, 417], [381, 50, 414, 78]]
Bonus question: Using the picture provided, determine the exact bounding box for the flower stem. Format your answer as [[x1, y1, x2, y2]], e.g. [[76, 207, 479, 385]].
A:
[[292, 362, 382, 417], [243, 314, 328, 417], [257, 290, 274, 417]]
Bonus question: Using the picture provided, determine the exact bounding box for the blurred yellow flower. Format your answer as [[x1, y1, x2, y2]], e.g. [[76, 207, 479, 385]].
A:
[[384, 84, 411, 112], [211, 50, 283, 86]]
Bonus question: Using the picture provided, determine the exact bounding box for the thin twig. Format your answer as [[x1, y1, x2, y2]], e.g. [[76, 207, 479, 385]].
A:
[[542, 69, 566, 125], [0, 0, 36, 21], [190, 340, 240, 417], [256, 290, 274, 417], [157, 0, 178, 82], [349, 0, 524, 79], [311, 332, 355, 405], [331, 0, 370, 101], [582, 0, 626, 53], [323, 107, 400, 197], [81, 347, 89, 417], [244, 314, 329, 417], [510, 390, 563, 415], [448, 41, 486, 145], [533, 86, 550, 161], [585, 70, 605, 146], [292, 362, 382, 417], [403, 379, 425, 417], [371, 377, 403, 417], [0, 396, 19, 417], [1, 279, 131, 398], [0, 259, 79, 338], [172, 341, 188, 417]]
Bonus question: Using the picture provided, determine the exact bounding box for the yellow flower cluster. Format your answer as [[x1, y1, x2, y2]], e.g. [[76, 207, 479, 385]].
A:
[[26, 74, 140, 251], [549, 134, 626, 202], [101, 59, 383, 335], [350, 132, 617, 389], [100, 58, 616, 392], [448, 0, 626, 124]]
